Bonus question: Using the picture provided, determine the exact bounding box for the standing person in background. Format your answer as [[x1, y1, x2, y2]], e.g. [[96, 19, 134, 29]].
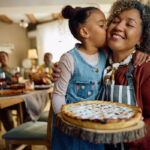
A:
[[52, 5, 107, 150]]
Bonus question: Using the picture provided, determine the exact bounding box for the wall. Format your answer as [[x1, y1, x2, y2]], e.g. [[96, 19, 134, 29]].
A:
[[36, 19, 78, 64], [0, 22, 30, 68], [0, 0, 115, 7]]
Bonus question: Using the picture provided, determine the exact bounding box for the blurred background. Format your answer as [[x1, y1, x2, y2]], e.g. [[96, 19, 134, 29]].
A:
[[0, 0, 149, 75]]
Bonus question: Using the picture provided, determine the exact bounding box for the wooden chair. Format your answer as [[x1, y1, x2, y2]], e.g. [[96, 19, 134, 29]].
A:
[[0, 102, 23, 131], [38, 110, 49, 122], [38, 87, 53, 122], [2, 98, 53, 150]]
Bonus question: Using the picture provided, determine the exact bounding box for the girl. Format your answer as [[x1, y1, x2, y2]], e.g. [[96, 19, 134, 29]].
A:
[[52, 5, 107, 150]]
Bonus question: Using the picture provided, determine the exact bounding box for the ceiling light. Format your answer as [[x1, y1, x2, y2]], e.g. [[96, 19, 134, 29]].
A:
[[19, 19, 29, 28]]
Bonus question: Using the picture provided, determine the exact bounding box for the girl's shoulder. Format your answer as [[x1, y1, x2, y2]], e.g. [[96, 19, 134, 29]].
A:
[[60, 52, 73, 62], [59, 52, 74, 73]]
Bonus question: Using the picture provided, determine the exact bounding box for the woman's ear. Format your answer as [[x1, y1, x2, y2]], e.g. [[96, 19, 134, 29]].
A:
[[79, 27, 89, 38], [139, 36, 144, 44], [136, 35, 143, 49]]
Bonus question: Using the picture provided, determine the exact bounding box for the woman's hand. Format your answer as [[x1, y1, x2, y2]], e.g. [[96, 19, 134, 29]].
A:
[[134, 51, 150, 67], [51, 62, 62, 82]]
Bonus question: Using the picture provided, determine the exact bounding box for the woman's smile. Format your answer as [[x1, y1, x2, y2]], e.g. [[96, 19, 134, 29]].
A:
[[111, 32, 125, 40]]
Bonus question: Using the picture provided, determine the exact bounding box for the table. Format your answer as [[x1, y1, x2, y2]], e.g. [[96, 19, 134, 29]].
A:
[[0, 86, 53, 124]]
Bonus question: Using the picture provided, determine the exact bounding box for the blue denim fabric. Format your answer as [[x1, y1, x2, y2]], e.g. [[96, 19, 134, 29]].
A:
[[52, 46, 106, 150], [65, 46, 106, 104], [52, 114, 105, 150]]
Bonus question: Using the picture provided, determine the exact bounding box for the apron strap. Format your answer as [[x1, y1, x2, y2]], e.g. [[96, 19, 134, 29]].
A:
[[125, 60, 137, 106], [125, 60, 134, 86]]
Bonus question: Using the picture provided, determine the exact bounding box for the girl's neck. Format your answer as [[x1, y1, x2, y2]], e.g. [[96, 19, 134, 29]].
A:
[[112, 49, 135, 63], [78, 43, 98, 55]]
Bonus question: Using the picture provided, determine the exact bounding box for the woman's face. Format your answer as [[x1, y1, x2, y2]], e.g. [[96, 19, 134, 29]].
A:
[[107, 8, 143, 54]]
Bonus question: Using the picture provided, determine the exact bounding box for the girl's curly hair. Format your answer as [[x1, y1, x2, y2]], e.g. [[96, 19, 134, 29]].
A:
[[107, 0, 150, 54]]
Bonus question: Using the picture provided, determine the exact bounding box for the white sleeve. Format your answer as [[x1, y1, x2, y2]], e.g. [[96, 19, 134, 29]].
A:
[[52, 53, 74, 114]]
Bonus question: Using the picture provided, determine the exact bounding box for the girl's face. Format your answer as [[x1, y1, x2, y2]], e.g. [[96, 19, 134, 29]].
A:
[[84, 9, 106, 48], [107, 8, 143, 54]]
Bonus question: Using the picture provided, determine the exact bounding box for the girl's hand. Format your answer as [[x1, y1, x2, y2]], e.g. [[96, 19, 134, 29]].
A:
[[134, 51, 150, 67], [51, 62, 62, 82], [141, 116, 144, 120]]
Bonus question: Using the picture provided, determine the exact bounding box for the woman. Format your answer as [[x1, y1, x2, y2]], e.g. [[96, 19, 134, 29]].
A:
[[97, 0, 150, 149]]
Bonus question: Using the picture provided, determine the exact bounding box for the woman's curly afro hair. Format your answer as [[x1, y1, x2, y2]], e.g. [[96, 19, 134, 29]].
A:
[[107, 0, 150, 54]]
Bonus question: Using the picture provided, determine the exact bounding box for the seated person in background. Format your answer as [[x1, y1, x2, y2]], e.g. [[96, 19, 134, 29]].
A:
[[0, 51, 17, 84], [0, 51, 18, 131], [0, 51, 29, 131], [37, 52, 54, 74], [30, 52, 54, 84]]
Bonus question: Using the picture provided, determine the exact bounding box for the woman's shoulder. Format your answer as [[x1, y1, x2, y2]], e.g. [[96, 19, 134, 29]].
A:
[[135, 60, 150, 71]]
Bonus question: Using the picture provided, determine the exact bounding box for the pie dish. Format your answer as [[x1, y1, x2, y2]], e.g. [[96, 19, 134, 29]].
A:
[[61, 100, 142, 130]]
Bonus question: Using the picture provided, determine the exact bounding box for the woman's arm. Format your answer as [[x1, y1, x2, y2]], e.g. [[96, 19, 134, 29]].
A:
[[51, 62, 61, 82], [52, 53, 74, 114]]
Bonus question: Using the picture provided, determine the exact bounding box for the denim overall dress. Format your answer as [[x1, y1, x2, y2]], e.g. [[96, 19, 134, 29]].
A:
[[51, 47, 106, 150], [97, 61, 136, 150]]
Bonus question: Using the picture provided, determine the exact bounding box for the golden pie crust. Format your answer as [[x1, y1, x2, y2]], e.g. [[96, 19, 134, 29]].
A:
[[61, 100, 142, 130]]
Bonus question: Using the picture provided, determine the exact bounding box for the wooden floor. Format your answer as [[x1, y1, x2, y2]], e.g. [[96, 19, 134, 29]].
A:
[[0, 102, 50, 150]]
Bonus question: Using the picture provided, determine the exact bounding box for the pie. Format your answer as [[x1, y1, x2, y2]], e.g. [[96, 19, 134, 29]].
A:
[[61, 100, 142, 130]]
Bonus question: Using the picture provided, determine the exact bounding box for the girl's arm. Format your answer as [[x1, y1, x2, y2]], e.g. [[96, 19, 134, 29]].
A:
[[134, 51, 150, 67], [52, 53, 74, 114]]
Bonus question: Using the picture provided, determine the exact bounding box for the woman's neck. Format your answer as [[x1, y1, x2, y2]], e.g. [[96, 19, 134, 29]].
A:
[[78, 43, 99, 55], [112, 49, 135, 63]]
